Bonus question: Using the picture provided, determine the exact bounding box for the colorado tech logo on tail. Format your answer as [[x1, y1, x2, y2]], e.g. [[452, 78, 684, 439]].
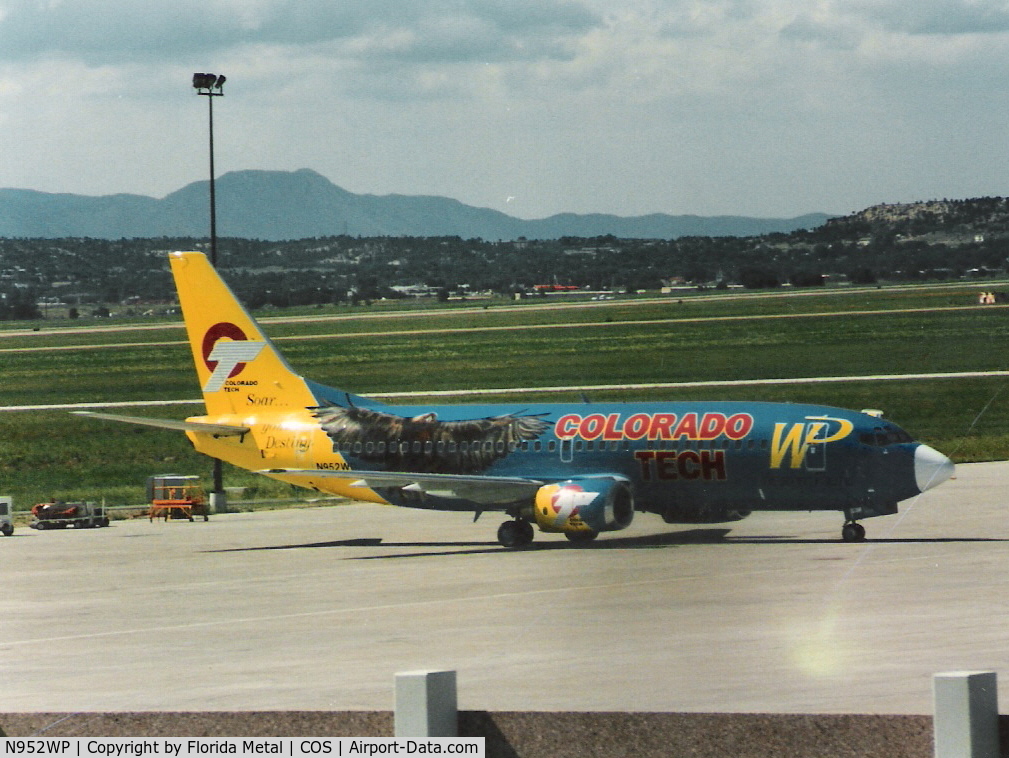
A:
[[201, 322, 266, 392]]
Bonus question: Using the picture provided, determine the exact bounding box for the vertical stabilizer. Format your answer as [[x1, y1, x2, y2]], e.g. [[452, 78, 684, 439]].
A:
[[169, 251, 318, 416]]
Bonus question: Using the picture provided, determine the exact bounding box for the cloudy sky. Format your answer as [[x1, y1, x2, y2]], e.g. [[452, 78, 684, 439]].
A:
[[1, 0, 1008, 220]]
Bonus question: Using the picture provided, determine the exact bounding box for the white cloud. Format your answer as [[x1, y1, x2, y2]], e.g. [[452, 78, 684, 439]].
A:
[[0, 0, 601, 65], [850, 0, 1009, 35], [2, 0, 1009, 218]]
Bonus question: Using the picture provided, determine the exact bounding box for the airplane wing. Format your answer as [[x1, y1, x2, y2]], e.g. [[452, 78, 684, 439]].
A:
[[71, 410, 251, 437], [262, 468, 544, 506]]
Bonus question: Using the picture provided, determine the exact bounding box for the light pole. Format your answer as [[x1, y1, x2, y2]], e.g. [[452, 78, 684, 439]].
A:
[[192, 72, 227, 510], [192, 73, 225, 266]]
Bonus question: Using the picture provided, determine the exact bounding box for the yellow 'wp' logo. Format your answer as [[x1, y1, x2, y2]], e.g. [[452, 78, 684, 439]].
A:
[[770, 416, 854, 469]]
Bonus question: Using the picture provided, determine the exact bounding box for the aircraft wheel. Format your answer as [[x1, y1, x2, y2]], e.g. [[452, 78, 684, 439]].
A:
[[498, 519, 534, 548], [841, 522, 866, 543], [565, 530, 598, 544], [518, 519, 534, 543]]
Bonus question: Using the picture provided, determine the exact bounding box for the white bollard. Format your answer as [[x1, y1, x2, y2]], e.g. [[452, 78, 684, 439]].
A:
[[933, 671, 999, 758], [208, 490, 227, 514], [394, 669, 458, 738]]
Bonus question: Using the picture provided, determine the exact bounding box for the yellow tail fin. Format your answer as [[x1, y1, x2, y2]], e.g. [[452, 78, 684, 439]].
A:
[[170, 251, 317, 416]]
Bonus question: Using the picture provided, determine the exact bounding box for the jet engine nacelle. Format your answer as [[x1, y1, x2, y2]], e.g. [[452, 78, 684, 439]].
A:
[[532, 477, 634, 536]]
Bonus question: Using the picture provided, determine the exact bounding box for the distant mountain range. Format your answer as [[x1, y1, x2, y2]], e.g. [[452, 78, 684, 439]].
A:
[[0, 169, 831, 240]]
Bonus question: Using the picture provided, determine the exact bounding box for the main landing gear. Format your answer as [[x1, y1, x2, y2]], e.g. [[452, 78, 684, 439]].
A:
[[497, 519, 534, 548], [496, 519, 601, 547], [841, 521, 866, 543]]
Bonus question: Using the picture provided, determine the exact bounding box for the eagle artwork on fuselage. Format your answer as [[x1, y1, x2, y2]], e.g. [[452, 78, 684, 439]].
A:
[[311, 404, 552, 474], [75, 252, 956, 547]]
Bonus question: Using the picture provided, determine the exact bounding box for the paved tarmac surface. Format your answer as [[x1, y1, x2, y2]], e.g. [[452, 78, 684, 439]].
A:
[[3, 461, 1007, 715]]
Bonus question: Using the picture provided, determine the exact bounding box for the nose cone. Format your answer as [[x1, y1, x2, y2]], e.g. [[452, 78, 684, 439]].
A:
[[915, 444, 954, 492]]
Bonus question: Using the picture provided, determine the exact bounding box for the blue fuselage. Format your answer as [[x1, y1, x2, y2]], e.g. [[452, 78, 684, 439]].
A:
[[317, 393, 946, 524]]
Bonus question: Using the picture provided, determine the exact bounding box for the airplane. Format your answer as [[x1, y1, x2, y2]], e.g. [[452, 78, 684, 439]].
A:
[[76, 251, 955, 547]]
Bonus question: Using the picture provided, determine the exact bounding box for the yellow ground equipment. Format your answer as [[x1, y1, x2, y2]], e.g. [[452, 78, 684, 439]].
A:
[[147, 475, 208, 522]]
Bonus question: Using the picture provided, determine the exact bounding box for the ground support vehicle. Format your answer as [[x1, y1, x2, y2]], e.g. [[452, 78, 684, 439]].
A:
[[0, 497, 12, 536], [30, 501, 110, 529], [147, 475, 208, 522]]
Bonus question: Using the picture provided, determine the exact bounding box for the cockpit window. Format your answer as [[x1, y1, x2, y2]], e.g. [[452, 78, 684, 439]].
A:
[[859, 426, 914, 446]]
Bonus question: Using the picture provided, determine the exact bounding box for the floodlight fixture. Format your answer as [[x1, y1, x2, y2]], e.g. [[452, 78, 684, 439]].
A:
[[192, 72, 225, 93]]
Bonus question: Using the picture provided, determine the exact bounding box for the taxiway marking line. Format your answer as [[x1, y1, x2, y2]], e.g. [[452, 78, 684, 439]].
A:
[[3, 370, 1009, 411], [0, 303, 1002, 355]]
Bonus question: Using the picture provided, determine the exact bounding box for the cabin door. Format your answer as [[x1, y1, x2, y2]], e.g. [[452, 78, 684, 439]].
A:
[[559, 439, 574, 463], [804, 422, 827, 471]]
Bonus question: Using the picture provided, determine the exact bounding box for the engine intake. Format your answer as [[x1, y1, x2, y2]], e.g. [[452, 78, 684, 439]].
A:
[[532, 477, 634, 536]]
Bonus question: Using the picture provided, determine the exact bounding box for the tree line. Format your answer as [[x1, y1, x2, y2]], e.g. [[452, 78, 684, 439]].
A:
[[0, 197, 1007, 318]]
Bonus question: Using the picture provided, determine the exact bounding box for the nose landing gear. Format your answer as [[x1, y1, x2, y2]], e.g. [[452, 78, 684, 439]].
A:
[[841, 521, 866, 542]]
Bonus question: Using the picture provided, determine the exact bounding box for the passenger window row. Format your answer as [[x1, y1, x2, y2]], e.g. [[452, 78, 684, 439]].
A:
[[333, 437, 778, 455]]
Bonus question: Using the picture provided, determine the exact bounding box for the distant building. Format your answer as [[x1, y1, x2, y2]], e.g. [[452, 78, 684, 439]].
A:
[[532, 284, 580, 292], [979, 291, 1006, 304]]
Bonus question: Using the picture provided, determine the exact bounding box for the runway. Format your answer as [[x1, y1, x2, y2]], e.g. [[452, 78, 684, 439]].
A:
[[3, 460, 1008, 715]]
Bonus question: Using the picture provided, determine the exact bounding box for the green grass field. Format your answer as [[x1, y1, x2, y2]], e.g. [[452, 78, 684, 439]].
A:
[[1, 280, 1006, 511]]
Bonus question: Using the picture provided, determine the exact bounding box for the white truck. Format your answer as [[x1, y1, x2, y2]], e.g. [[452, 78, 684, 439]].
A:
[[0, 496, 12, 536]]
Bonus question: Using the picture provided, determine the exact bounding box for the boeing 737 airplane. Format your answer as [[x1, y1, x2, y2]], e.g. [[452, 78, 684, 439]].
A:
[[77, 252, 954, 546]]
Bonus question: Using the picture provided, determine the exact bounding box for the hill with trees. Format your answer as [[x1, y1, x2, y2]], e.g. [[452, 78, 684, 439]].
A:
[[1, 196, 1007, 320]]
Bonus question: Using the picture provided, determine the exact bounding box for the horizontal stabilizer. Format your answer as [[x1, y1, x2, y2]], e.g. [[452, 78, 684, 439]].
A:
[[261, 468, 543, 505], [72, 411, 250, 437]]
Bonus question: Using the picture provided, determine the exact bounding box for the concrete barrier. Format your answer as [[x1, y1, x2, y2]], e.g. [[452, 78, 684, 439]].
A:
[[934, 671, 999, 758], [394, 669, 457, 738]]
